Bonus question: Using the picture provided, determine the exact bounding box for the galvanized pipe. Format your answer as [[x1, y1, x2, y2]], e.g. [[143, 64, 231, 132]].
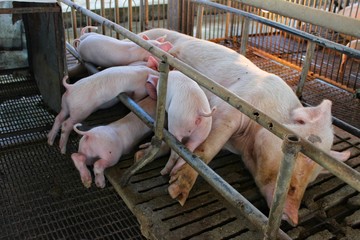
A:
[[116, 93, 291, 240], [120, 61, 170, 185], [265, 135, 302, 239], [296, 41, 316, 98], [59, 0, 360, 205]]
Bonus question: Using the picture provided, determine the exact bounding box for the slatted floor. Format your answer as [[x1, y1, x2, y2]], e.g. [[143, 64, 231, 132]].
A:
[[1, 46, 359, 239]]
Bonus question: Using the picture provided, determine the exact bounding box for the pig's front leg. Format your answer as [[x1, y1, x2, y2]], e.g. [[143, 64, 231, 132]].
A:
[[71, 152, 92, 188], [168, 104, 242, 205]]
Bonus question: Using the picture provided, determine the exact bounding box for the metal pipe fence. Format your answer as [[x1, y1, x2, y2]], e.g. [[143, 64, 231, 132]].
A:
[[59, 0, 360, 238], [192, 0, 360, 92]]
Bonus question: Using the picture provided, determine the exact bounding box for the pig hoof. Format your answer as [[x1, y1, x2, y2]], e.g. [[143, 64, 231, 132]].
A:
[[160, 168, 170, 176], [167, 164, 198, 206], [95, 174, 106, 188], [82, 178, 92, 188]]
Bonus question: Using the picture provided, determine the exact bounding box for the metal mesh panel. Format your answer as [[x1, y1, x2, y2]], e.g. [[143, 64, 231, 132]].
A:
[[0, 72, 145, 240]]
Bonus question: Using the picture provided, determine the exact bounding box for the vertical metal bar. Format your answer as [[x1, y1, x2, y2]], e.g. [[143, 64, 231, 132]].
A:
[[128, 0, 133, 31], [196, 5, 204, 39], [86, 0, 91, 26], [120, 61, 170, 185], [264, 135, 302, 240], [101, 0, 106, 34], [296, 41, 316, 98], [71, 0, 77, 39], [115, 0, 120, 39], [139, 0, 144, 31], [145, 0, 149, 28], [225, 0, 231, 38], [240, 17, 249, 55]]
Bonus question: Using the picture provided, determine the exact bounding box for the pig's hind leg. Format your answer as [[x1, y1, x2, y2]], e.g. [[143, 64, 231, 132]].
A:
[[59, 117, 78, 154], [71, 152, 92, 188], [47, 109, 68, 146], [93, 157, 119, 188]]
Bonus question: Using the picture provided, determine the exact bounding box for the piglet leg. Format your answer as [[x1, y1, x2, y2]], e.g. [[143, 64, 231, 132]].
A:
[[71, 152, 92, 188], [168, 105, 242, 206], [59, 117, 77, 154], [161, 150, 180, 175], [93, 158, 119, 188], [47, 109, 68, 146]]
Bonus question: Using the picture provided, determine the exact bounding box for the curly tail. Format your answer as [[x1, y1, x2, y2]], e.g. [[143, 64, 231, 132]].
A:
[[62, 75, 72, 89], [73, 123, 88, 136], [81, 26, 98, 35], [199, 106, 216, 117]]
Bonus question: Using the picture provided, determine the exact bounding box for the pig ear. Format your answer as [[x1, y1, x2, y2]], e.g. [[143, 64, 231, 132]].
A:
[[145, 74, 159, 100], [142, 34, 150, 40], [156, 36, 165, 42], [320, 150, 351, 174], [159, 41, 173, 52], [146, 56, 159, 70], [291, 100, 332, 125]]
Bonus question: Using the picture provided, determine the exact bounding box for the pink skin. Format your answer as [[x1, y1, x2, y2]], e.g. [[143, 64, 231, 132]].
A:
[[138, 28, 350, 225], [71, 97, 157, 188], [144, 71, 215, 175], [47, 64, 159, 154], [74, 30, 172, 68]]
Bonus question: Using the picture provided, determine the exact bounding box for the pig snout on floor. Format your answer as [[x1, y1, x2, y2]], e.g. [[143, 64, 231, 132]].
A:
[[47, 65, 159, 154], [71, 96, 158, 189]]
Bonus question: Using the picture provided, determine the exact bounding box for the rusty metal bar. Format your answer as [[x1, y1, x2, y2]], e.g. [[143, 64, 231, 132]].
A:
[[86, 0, 91, 27], [265, 135, 302, 239], [0, 7, 60, 14], [116, 93, 291, 240], [71, 2, 77, 39], [296, 41, 316, 98], [120, 61, 169, 185], [115, 0, 120, 39], [128, 0, 133, 31]]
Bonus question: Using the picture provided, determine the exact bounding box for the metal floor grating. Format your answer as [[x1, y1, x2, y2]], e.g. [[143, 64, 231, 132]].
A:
[[0, 72, 144, 239], [106, 126, 360, 240]]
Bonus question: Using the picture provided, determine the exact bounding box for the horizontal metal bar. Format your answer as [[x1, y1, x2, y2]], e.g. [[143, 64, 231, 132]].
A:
[[117, 93, 291, 240], [0, 7, 60, 14], [193, 0, 360, 60], [233, 0, 360, 39], [60, 0, 360, 200]]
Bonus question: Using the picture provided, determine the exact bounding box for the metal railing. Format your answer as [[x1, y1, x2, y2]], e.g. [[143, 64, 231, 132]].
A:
[[59, 0, 360, 239], [192, 0, 360, 92]]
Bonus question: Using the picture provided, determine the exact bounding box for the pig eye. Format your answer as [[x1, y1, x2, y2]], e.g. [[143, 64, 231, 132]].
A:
[[288, 185, 296, 195], [296, 119, 305, 125]]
